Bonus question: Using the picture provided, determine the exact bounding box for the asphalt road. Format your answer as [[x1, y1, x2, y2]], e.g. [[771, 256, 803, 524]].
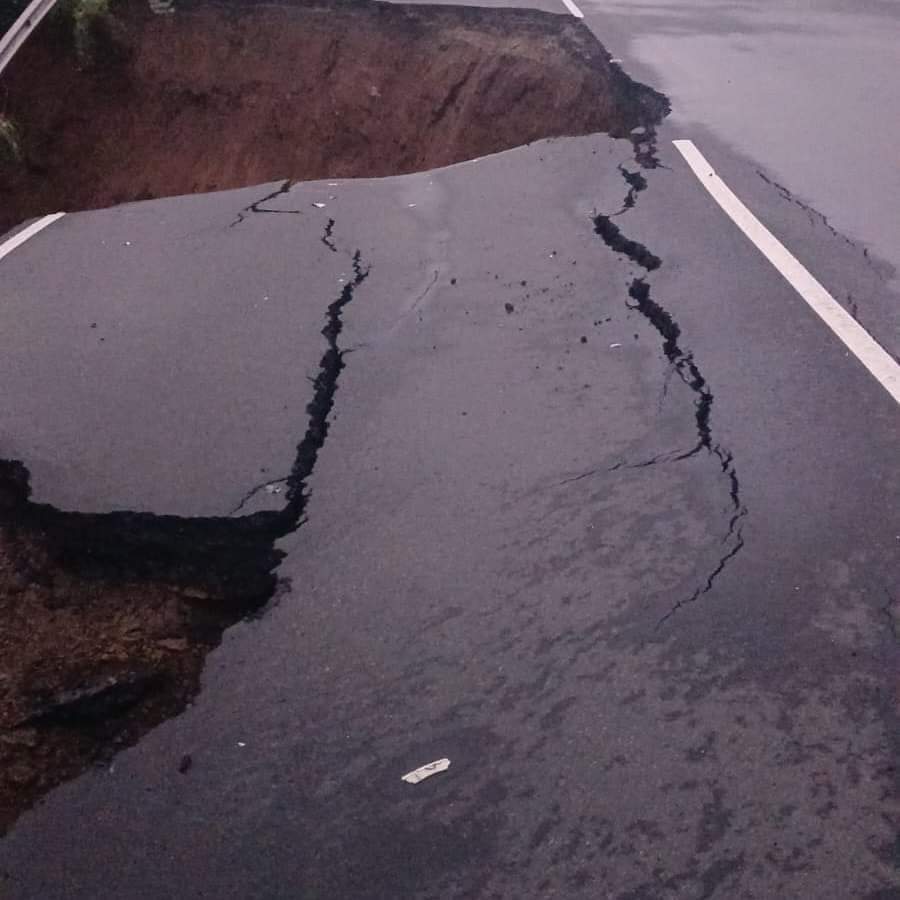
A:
[[1, 1, 899, 898], [591, 0, 900, 299]]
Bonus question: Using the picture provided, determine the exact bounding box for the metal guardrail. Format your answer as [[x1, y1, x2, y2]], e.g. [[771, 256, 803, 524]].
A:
[[0, 1, 31, 34], [0, 0, 60, 77]]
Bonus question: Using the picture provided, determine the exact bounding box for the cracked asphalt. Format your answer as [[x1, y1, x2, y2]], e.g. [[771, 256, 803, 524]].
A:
[[1, 3, 899, 899]]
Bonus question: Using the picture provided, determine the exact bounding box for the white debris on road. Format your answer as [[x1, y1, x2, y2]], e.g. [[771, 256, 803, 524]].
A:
[[401, 758, 451, 784]]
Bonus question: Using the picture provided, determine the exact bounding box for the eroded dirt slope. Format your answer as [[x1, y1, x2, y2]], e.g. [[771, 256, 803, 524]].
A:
[[0, 0, 666, 232]]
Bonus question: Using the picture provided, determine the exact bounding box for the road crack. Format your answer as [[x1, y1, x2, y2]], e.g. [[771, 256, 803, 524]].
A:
[[321, 218, 337, 252], [591, 158, 748, 628], [756, 169, 884, 282], [881, 589, 899, 643], [0, 237, 370, 827], [592, 216, 661, 271], [227, 477, 289, 516], [629, 124, 667, 171], [409, 270, 440, 316], [230, 179, 303, 226], [283, 249, 369, 512]]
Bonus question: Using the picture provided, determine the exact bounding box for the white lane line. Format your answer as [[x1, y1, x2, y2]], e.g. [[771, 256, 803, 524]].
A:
[[559, 0, 584, 18], [0, 213, 65, 264], [673, 139, 900, 406]]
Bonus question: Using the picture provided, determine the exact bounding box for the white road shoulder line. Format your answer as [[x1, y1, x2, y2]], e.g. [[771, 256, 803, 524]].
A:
[[559, 0, 584, 18], [673, 139, 900, 406], [0, 213, 65, 264]]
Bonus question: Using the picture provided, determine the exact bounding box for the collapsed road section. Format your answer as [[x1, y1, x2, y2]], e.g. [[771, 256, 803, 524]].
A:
[[0, 0, 667, 233], [0, 241, 369, 831], [0, 0, 669, 833]]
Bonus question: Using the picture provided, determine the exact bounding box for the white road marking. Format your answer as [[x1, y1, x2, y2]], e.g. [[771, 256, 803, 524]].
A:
[[0, 213, 65, 264], [673, 139, 900, 406], [559, 0, 584, 18]]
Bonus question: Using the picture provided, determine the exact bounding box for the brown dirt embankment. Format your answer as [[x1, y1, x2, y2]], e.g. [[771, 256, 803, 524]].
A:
[[0, 0, 667, 233]]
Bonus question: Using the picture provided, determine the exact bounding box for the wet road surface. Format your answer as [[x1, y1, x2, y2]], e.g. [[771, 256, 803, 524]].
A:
[[1, 2, 899, 898], [590, 0, 900, 299]]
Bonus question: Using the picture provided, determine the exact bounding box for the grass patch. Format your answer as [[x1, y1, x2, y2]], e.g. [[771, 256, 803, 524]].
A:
[[0, 116, 22, 164], [59, 0, 112, 63]]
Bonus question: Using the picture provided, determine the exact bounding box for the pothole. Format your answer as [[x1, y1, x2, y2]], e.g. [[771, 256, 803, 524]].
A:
[[0, 0, 667, 233], [0, 0, 669, 831]]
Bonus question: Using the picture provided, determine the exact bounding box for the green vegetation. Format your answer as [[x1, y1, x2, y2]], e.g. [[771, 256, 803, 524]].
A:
[[0, 116, 22, 164], [59, 0, 112, 63]]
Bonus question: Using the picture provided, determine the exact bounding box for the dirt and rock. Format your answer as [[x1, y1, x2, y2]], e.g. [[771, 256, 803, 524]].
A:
[[0, 0, 666, 234], [0, 459, 284, 832]]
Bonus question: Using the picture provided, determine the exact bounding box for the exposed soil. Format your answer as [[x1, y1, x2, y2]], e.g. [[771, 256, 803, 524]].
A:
[[0, 0, 668, 833], [0, 0, 667, 234], [0, 243, 372, 832], [0, 459, 284, 833]]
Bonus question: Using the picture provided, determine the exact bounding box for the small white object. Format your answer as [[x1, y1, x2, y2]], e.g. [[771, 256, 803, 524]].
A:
[[610, 342, 622, 349], [237, 741, 246, 748], [610, 58, 623, 64], [124, 241, 131, 246], [408, 203, 417, 208], [402, 758, 450, 784], [313, 202, 326, 209]]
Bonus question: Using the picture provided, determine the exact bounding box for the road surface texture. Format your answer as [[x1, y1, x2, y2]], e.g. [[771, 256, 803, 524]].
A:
[[590, 0, 900, 299], [0, 1, 898, 899], [399, 0, 900, 361], [581, 0, 900, 363]]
